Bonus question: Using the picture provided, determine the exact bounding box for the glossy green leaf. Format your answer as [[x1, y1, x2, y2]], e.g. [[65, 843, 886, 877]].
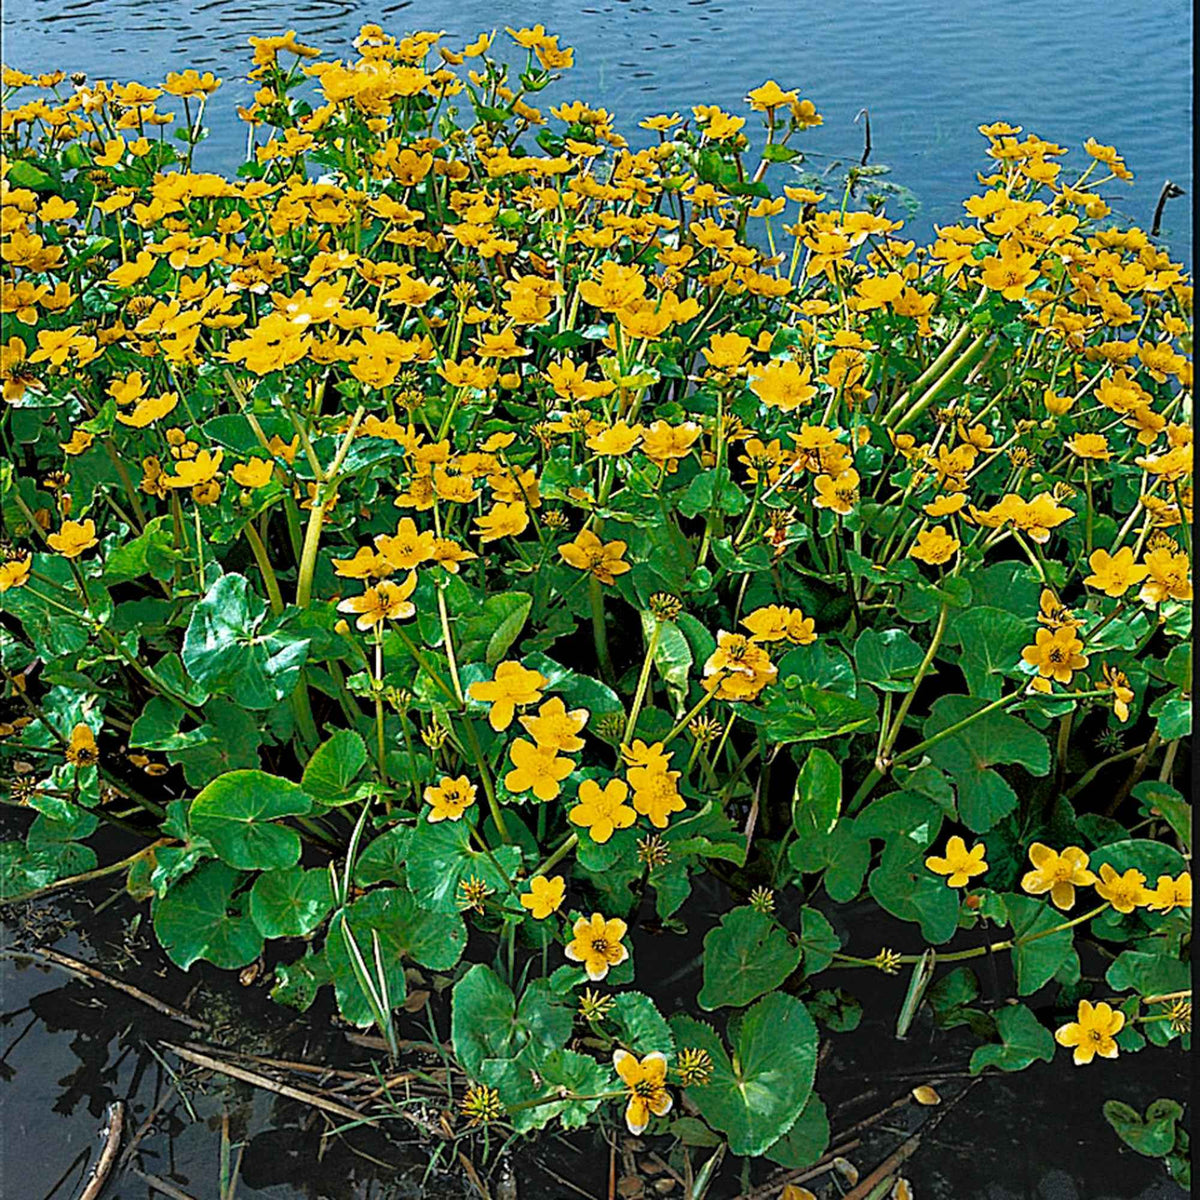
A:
[[152, 860, 262, 970], [923, 696, 1050, 832], [189, 769, 313, 871], [182, 573, 310, 709], [670, 992, 817, 1157], [792, 746, 841, 840], [697, 906, 801, 1010], [302, 729, 368, 805], [968, 1003, 1054, 1073], [250, 866, 333, 938]]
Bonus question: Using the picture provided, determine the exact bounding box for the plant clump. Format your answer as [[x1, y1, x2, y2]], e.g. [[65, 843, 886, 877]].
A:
[[0, 21, 1192, 1190]]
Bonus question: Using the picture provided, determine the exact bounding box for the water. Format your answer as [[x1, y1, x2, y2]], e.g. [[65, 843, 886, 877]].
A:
[[1, 0, 1193, 262]]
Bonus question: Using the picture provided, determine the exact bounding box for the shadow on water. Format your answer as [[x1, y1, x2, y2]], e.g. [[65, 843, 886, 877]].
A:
[[0, 0, 1193, 262], [0, 833, 1189, 1200]]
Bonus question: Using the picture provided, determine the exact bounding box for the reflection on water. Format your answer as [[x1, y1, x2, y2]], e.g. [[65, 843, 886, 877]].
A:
[[1, 0, 1193, 260]]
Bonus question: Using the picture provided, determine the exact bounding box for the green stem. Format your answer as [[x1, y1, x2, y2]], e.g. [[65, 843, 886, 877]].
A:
[[588, 575, 616, 686], [622, 616, 662, 745]]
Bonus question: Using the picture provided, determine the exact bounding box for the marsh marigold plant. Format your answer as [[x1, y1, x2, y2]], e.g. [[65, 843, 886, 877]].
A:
[[0, 22, 1191, 1183]]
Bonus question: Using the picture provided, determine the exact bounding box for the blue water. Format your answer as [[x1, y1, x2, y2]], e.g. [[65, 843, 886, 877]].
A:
[[2, 0, 1193, 263]]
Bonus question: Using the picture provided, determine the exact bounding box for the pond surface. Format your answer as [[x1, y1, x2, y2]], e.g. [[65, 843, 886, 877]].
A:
[[2, 0, 1194, 263], [0, 854, 1190, 1200]]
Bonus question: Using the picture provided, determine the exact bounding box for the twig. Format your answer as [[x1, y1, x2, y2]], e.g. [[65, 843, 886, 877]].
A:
[[161, 1043, 373, 1126], [119, 1083, 178, 1169], [76, 1100, 124, 1200], [840, 1131, 921, 1200], [732, 1138, 863, 1200], [131, 1168, 199, 1200], [1, 948, 205, 1030]]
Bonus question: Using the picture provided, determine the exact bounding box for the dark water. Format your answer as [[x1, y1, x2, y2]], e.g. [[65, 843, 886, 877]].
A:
[[1, 0, 1193, 262], [0, 854, 1190, 1200]]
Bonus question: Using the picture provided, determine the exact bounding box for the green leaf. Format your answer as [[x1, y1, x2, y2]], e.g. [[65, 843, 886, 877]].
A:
[[1131, 781, 1191, 853], [406, 813, 524, 913], [868, 853, 960, 945], [152, 861, 262, 970], [0, 839, 97, 899], [302, 730, 368, 805], [697, 907, 801, 1010], [923, 696, 1050, 832], [1004, 893, 1078, 996], [249, 866, 333, 937], [182, 573, 310, 709], [764, 1094, 829, 1169], [968, 1003, 1054, 1073], [670, 993, 818, 1157], [451, 967, 572, 1080], [189, 770, 313, 871], [799, 906, 840, 975], [610, 991, 674, 1055], [456, 591, 532, 665], [643, 611, 692, 716], [452, 964, 516, 1078], [760, 684, 876, 744], [270, 949, 330, 1012], [1103, 1099, 1182, 1158], [951, 607, 1030, 700], [353, 826, 413, 886], [855, 627, 925, 692], [792, 746, 841, 840]]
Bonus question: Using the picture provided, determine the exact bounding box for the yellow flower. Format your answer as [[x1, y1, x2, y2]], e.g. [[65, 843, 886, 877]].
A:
[[505, 738, 574, 801], [0, 553, 32, 593], [626, 764, 686, 828], [613, 1049, 672, 1134], [474, 500, 529, 543], [47, 518, 98, 558], [813, 468, 859, 515], [748, 359, 816, 411], [424, 775, 477, 823], [1145, 871, 1191, 913], [1099, 663, 1134, 722], [564, 912, 628, 981], [1138, 547, 1192, 605], [60, 429, 94, 456], [586, 421, 643, 456], [335, 572, 417, 630], [1021, 626, 1088, 686], [569, 778, 637, 843], [520, 874, 565, 920], [468, 660, 547, 731], [115, 391, 179, 428], [375, 517, 436, 571], [1094, 863, 1149, 913], [702, 631, 777, 701], [231, 457, 274, 489], [165, 448, 223, 489], [1055, 999, 1124, 1066], [741, 605, 816, 645], [65, 722, 99, 767], [924, 493, 967, 517], [1021, 843, 1096, 910], [558, 528, 631, 584], [746, 80, 797, 111], [1065, 432, 1111, 460], [702, 331, 753, 372], [519, 696, 589, 752], [909, 526, 960, 565], [924, 836, 988, 887], [1084, 547, 1148, 597]]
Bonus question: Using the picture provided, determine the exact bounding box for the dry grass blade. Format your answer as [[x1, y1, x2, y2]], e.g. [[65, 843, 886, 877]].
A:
[[2, 948, 206, 1030], [76, 1099, 124, 1200]]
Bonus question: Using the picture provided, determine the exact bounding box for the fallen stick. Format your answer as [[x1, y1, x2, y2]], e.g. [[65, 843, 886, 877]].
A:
[[1, 947, 206, 1030], [76, 1099, 124, 1200], [731, 1137, 863, 1200], [130, 1168, 199, 1200], [119, 1083, 178, 1169], [161, 1042, 374, 1125], [840, 1132, 921, 1200]]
